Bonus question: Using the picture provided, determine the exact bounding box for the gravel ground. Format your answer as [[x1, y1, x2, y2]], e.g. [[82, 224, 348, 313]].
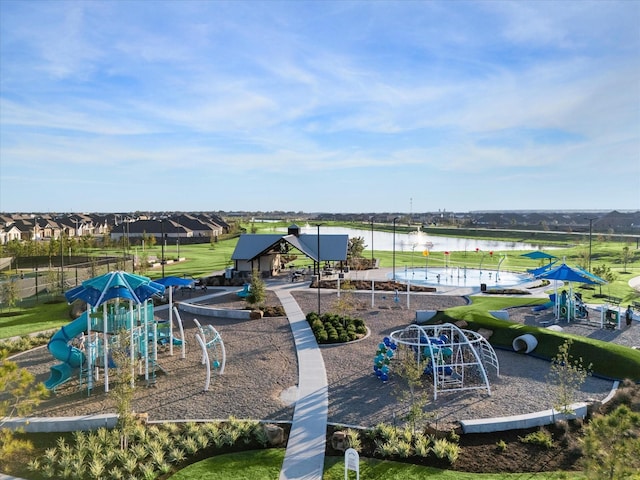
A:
[[14, 286, 631, 430]]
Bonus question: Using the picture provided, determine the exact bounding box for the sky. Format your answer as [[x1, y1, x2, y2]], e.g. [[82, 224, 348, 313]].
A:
[[1, 0, 639, 214]]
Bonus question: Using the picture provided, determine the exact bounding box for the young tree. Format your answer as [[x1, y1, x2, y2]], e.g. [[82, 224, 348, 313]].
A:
[[246, 268, 266, 309], [546, 339, 591, 415], [0, 350, 49, 473], [593, 264, 618, 296], [581, 404, 640, 480], [621, 245, 634, 273], [393, 345, 434, 435], [110, 328, 136, 450], [0, 277, 19, 309]]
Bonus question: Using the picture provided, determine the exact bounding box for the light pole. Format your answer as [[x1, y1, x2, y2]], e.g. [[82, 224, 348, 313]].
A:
[[161, 220, 166, 278], [370, 218, 374, 268], [316, 223, 322, 315], [586, 217, 597, 272], [392, 217, 399, 281]]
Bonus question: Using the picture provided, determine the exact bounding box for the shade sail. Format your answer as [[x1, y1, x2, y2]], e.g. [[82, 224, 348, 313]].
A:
[[154, 276, 194, 287], [65, 271, 165, 307], [535, 263, 606, 285], [521, 251, 557, 260], [527, 261, 558, 276]]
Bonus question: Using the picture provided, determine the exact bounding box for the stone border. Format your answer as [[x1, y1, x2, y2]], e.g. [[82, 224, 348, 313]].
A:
[[177, 302, 254, 320], [459, 403, 588, 433], [2, 414, 117, 433]]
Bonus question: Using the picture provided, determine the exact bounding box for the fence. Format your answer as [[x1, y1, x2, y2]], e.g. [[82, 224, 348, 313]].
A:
[[0, 257, 133, 307]]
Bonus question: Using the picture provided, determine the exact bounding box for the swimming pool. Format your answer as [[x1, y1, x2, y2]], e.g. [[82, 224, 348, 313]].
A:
[[390, 267, 532, 288]]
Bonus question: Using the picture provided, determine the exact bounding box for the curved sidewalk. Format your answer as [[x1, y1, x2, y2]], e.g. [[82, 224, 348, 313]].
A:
[[274, 284, 328, 480]]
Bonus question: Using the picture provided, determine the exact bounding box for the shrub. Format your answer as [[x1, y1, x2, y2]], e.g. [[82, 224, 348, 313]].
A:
[[519, 429, 554, 449], [305, 312, 367, 344]]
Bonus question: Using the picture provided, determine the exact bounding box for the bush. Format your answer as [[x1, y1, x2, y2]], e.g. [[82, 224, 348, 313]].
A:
[[519, 429, 554, 449], [305, 312, 367, 345]]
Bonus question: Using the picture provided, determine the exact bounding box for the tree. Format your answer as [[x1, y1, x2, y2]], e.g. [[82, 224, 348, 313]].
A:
[[593, 264, 618, 296], [0, 277, 19, 309], [581, 404, 640, 480], [0, 350, 49, 473], [347, 237, 366, 260], [393, 345, 434, 435], [347, 236, 367, 270], [546, 339, 591, 415], [621, 245, 634, 273], [245, 268, 266, 309], [110, 328, 136, 450]]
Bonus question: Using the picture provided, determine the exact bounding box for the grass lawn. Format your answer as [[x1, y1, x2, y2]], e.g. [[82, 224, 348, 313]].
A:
[[168, 449, 586, 479], [443, 297, 640, 381], [0, 299, 69, 339]]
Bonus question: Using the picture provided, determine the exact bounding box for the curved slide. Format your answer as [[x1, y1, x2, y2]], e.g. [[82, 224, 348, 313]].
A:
[[44, 311, 88, 390]]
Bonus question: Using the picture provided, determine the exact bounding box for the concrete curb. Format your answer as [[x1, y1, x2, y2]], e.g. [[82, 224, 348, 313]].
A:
[[1, 414, 117, 433], [460, 403, 588, 433], [177, 301, 254, 320]]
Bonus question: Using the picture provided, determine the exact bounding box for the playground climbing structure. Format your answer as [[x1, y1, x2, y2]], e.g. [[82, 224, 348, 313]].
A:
[[389, 323, 499, 399]]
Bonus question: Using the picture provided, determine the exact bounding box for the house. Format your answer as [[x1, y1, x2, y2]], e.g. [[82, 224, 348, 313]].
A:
[[231, 224, 348, 278]]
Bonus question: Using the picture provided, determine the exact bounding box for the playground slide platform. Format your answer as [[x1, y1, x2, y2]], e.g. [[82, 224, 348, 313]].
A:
[[44, 312, 88, 390]]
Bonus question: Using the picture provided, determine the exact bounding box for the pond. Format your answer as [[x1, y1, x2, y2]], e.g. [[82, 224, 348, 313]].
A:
[[293, 225, 556, 253]]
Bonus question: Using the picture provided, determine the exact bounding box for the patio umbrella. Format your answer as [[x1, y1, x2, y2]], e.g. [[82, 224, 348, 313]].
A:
[[154, 276, 194, 357], [535, 263, 606, 321]]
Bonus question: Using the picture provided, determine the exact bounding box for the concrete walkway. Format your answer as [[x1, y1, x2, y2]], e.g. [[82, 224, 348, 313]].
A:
[[274, 284, 328, 480]]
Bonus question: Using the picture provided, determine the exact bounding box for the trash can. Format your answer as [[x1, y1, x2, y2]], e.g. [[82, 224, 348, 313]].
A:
[[480, 283, 487, 292]]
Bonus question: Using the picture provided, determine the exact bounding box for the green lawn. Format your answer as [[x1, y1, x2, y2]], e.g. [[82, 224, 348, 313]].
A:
[[443, 297, 640, 381], [0, 300, 69, 339], [168, 449, 586, 479]]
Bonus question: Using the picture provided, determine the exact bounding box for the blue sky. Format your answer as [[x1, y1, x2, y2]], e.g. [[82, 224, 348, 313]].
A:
[[1, 0, 638, 213]]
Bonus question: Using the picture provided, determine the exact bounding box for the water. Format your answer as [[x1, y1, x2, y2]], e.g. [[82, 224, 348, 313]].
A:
[[295, 225, 556, 252], [393, 266, 532, 288]]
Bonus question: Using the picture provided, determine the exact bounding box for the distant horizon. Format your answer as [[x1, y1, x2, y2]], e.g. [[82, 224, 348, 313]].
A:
[[1, 1, 638, 212], [2, 208, 638, 216]]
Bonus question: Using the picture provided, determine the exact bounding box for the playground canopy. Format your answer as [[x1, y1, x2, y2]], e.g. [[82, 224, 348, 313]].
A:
[[534, 263, 606, 321], [534, 263, 606, 285], [521, 251, 557, 260], [65, 271, 165, 307], [527, 261, 558, 276]]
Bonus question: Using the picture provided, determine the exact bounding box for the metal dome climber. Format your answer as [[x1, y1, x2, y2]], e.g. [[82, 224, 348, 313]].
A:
[[389, 323, 500, 400]]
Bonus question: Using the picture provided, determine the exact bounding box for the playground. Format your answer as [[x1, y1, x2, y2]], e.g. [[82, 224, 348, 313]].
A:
[[15, 286, 620, 430]]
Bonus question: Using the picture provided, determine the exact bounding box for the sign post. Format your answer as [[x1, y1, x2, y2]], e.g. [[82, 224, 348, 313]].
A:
[[344, 447, 359, 480]]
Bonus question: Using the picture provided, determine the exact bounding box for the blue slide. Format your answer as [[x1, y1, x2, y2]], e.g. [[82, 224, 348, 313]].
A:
[[44, 311, 88, 390]]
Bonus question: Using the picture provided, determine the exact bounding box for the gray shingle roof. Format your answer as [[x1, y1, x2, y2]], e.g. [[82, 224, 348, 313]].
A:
[[231, 233, 348, 262]]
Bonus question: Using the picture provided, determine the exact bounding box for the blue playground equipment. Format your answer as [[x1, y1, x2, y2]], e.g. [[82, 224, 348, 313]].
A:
[[236, 283, 251, 298], [45, 271, 165, 394], [389, 323, 500, 400], [373, 337, 397, 382]]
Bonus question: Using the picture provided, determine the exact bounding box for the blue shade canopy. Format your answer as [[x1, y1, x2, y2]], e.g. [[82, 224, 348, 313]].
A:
[[521, 251, 557, 260], [535, 263, 606, 285], [155, 276, 194, 287], [65, 271, 165, 307], [527, 261, 558, 276]]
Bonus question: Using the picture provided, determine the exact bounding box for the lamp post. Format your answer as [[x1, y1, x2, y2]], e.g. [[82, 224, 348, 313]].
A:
[[161, 220, 166, 278], [586, 217, 597, 273], [392, 217, 399, 281], [59, 230, 64, 290], [370, 218, 374, 267], [316, 223, 322, 315]]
